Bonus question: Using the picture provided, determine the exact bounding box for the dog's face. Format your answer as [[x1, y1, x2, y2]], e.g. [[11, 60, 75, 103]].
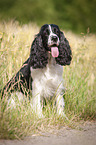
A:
[[40, 24, 60, 51], [30, 24, 72, 68]]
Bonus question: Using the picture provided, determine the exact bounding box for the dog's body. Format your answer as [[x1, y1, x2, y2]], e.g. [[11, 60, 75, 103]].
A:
[[2, 24, 72, 117], [31, 55, 65, 117]]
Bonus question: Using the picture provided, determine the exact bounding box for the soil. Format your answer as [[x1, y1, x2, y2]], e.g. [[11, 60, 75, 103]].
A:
[[0, 122, 96, 145]]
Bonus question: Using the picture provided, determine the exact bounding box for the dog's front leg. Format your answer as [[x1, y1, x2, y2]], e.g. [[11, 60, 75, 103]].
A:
[[31, 79, 43, 118], [56, 94, 68, 120], [56, 94, 65, 116], [32, 93, 43, 118]]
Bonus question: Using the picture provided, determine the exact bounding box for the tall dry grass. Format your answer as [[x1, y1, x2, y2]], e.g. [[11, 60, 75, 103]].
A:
[[0, 21, 96, 139]]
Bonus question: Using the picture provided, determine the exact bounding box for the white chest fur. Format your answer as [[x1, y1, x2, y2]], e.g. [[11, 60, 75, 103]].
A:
[[30, 57, 64, 98]]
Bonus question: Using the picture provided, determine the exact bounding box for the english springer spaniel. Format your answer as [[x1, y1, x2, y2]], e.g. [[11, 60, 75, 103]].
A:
[[2, 24, 72, 117]]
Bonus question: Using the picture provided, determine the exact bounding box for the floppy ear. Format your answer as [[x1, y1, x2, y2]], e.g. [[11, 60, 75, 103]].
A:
[[29, 34, 48, 69], [56, 31, 72, 66]]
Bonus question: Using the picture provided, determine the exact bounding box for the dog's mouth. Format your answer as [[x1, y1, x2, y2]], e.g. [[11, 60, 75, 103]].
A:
[[50, 44, 58, 47], [48, 44, 59, 58], [48, 43, 59, 47]]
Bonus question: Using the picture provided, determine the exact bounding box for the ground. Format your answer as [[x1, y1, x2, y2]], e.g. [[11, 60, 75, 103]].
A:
[[0, 122, 96, 145]]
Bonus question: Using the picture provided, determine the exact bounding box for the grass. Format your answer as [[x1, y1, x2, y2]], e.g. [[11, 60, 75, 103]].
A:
[[0, 20, 96, 139]]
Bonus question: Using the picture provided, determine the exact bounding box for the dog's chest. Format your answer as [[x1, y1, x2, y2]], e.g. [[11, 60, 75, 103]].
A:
[[30, 63, 63, 97]]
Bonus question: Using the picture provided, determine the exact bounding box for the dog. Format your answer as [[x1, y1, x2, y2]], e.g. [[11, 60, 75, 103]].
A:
[[2, 24, 72, 117]]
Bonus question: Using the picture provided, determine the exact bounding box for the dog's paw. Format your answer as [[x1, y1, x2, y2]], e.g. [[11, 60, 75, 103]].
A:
[[57, 107, 68, 120]]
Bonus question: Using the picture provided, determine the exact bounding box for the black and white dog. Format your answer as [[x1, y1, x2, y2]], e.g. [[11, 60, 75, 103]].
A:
[[2, 24, 72, 117]]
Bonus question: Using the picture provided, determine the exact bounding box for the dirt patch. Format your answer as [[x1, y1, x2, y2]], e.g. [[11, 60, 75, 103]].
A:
[[0, 122, 96, 145]]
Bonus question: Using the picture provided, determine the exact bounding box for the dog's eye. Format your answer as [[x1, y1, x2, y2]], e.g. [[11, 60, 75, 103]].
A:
[[53, 28, 59, 34], [44, 29, 49, 36], [54, 28, 56, 33], [46, 29, 49, 35]]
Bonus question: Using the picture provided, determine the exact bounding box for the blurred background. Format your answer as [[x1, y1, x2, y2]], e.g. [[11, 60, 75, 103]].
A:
[[0, 0, 96, 33]]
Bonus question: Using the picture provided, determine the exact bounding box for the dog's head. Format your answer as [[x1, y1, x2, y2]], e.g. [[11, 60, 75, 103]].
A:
[[40, 24, 60, 51], [30, 24, 72, 68]]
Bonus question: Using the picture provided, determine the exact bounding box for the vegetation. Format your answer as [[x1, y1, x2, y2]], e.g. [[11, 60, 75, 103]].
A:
[[0, 21, 96, 139], [0, 0, 96, 33]]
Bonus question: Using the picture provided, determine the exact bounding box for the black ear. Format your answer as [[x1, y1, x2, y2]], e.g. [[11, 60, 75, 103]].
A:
[[56, 31, 72, 66], [29, 34, 48, 69]]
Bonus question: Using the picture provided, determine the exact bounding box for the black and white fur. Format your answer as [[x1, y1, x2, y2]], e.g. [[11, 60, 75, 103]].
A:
[[2, 24, 72, 117]]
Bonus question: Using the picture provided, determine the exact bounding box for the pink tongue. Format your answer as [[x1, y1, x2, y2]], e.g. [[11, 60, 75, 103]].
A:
[[51, 47, 59, 58]]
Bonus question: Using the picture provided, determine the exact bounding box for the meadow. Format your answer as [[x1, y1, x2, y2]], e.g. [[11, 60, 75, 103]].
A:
[[0, 21, 96, 139]]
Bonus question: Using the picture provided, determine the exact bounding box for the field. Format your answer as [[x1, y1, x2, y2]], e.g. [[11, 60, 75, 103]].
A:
[[0, 21, 96, 139]]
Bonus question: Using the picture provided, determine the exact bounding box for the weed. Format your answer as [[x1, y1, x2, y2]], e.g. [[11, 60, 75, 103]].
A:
[[0, 21, 96, 139]]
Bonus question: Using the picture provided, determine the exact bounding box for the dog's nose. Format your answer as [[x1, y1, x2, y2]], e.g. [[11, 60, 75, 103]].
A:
[[51, 36, 58, 42]]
